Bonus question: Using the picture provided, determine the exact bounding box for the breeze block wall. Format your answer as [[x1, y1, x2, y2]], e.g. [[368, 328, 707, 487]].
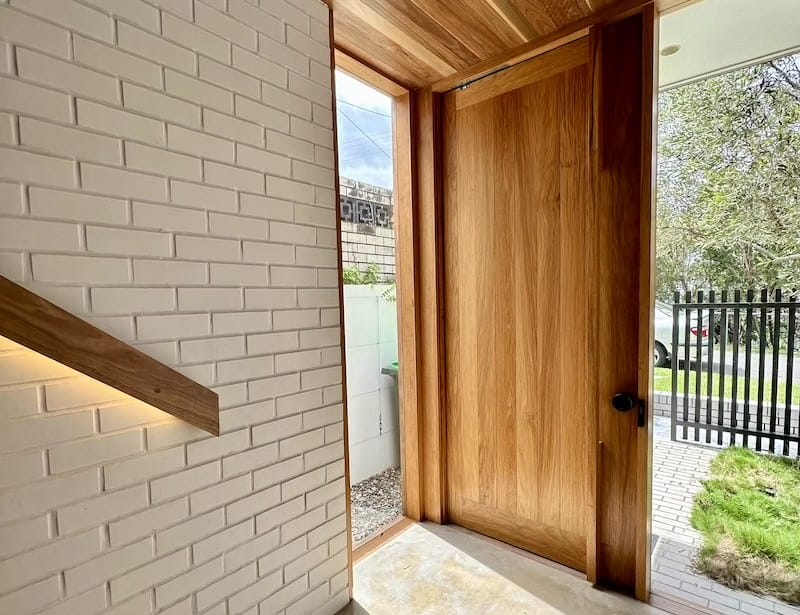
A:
[[0, 0, 348, 613]]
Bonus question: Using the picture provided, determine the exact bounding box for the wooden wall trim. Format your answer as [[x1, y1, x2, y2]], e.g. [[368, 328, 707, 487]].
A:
[[0, 275, 219, 435], [334, 47, 410, 96], [415, 87, 446, 523]]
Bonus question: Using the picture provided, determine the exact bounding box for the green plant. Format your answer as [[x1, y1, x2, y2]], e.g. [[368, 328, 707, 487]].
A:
[[342, 263, 381, 285], [691, 447, 800, 604]]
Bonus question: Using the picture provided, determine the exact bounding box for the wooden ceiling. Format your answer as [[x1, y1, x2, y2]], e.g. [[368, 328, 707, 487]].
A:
[[331, 0, 637, 89]]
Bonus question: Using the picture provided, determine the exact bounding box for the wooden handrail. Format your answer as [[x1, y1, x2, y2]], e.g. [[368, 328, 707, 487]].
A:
[[0, 276, 219, 435]]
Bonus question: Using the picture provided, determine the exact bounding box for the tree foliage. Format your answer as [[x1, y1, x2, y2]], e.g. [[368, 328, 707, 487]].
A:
[[656, 52, 800, 300]]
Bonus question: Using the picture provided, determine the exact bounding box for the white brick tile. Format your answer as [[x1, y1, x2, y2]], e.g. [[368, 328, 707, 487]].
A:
[[35, 582, 106, 615], [288, 71, 330, 108], [228, 568, 281, 614], [275, 348, 321, 372], [58, 483, 147, 533], [190, 474, 251, 515], [261, 0, 309, 33], [165, 69, 233, 113], [0, 112, 12, 145], [126, 142, 202, 181], [29, 188, 127, 225], [81, 0, 160, 32], [292, 159, 334, 187], [110, 549, 187, 603], [178, 287, 243, 311], [240, 193, 293, 221], [249, 372, 300, 401], [0, 515, 49, 558], [157, 508, 224, 554], [259, 575, 307, 615], [266, 175, 314, 203], [104, 446, 185, 490], [278, 389, 322, 417], [167, 124, 234, 162], [0, 181, 22, 216], [175, 234, 240, 261], [187, 428, 249, 464], [247, 329, 299, 354], [196, 562, 256, 612], [0, 468, 99, 524], [253, 456, 302, 491], [0, 6, 69, 58], [81, 163, 168, 201], [232, 45, 285, 86], [133, 259, 207, 285], [16, 48, 119, 105], [105, 592, 151, 615], [0, 576, 59, 615], [262, 81, 312, 119], [258, 33, 308, 76], [238, 143, 291, 176], [0, 147, 76, 188], [273, 308, 319, 330], [268, 130, 314, 164], [122, 87, 198, 135], [290, 116, 332, 147], [224, 527, 278, 571], [195, 2, 257, 51], [310, 62, 332, 88], [0, 449, 44, 487], [256, 533, 304, 574], [229, 0, 282, 41], [200, 56, 260, 98], [74, 36, 161, 89], [133, 201, 207, 233], [0, 528, 101, 594], [220, 399, 275, 432], [304, 440, 342, 470], [0, 411, 94, 452], [284, 541, 326, 581], [118, 22, 195, 74], [44, 377, 123, 410], [205, 160, 264, 193], [217, 355, 274, 384], [253, 415, 303, 447], [109, 498, 188, 547], [213, 311, 271, 334], [292, 0, 329, 25], [99, 401, 169, 432], [0, 386, 38, 420], [162, 13, 230, 64], [272, 221, 315, 245], [151, 460, 220, 503], [242, 240, 294, 264], [210, 211, 268, 240], [210, 262, 268, 286], [87, 226, 171, 258], [234, 95, 289, 132], [31, 255, 128, 287], [65, 538, 152, 595], [181, 335, 245, 362], [287, 25, 330, 67], [192, 519, 252, 564], [170, 179, 236, 214], [77, 99, 164, 146], [221, 442, 277, 478], [50, 430, 143, 473], [156, 557, 225, 608], [302, 404, 341, 430], [137, 313, 210, 341], [204, 109, 264, 147]]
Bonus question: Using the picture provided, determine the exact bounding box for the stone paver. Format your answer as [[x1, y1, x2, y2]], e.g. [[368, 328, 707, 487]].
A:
[[652, 419, 800, 614]]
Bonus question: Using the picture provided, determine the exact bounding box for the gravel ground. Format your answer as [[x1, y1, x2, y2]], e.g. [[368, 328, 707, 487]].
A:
[[351, 466, 402, 544]]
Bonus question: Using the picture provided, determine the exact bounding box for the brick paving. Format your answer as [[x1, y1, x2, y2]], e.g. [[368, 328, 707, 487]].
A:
[[651, 420, 800, 614]]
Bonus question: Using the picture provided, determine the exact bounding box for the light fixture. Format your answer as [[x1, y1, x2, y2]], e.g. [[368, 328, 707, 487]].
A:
[[660, 44, 681, 57]]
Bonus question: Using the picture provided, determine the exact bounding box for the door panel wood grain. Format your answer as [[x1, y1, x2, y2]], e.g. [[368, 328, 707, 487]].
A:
[[443, 44, 592, 572]]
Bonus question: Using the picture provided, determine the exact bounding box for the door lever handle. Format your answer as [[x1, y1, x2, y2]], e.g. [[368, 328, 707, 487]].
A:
[[612, 393, 645, 427]]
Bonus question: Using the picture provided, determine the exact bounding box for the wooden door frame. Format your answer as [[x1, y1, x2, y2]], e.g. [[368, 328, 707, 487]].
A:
[[409, 1, 658, 600], [331, 49, 427, 563]]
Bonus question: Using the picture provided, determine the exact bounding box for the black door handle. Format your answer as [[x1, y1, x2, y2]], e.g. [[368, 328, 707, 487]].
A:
[[612, 393, 645, 427]]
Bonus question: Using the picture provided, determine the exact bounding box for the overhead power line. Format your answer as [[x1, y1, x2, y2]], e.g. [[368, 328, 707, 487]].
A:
[[338, 108, 392, 161], [337, 99, 392, 118]]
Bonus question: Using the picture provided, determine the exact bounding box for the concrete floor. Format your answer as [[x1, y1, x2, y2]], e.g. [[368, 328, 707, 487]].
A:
[[339, 522, 668, 615]]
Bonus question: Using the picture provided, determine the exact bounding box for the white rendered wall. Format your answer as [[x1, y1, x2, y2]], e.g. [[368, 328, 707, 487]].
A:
[[343, 285, 399, 485]]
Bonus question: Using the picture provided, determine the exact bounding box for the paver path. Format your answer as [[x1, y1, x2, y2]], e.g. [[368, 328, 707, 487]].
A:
[[651, 421, 800, 615]]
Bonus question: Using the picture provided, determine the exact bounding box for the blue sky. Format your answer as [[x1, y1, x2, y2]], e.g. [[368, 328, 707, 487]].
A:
[[335, 70, 393, 189]]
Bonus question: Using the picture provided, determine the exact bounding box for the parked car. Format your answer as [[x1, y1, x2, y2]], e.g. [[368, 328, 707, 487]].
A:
[[654, 301, 708, 367]]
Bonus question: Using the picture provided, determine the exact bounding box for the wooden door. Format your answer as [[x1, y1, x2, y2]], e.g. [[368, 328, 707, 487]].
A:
[[443, 36, 593, 572], [442, 10, 655, 591]]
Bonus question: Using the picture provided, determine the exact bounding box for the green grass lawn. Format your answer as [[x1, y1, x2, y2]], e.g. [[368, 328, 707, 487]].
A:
[[653, 367, 800, 406], [691, 447, 800, 604]]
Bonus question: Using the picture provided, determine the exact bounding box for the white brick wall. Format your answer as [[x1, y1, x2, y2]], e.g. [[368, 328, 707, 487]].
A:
[[0, 0, 348, 613]]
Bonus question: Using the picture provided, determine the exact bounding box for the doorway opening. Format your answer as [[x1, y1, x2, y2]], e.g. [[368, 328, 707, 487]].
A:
[[651, 1, 800, 613], [333, 55, 419, 560]]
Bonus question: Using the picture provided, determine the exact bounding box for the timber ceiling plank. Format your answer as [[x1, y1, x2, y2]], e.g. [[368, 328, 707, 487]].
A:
[[333, 11, 434, 87], [487, 0, 556, 40], [334, 0, 456, 76]]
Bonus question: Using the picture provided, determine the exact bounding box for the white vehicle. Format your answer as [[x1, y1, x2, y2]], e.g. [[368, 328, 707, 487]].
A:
[[654, 301, 709, 368]]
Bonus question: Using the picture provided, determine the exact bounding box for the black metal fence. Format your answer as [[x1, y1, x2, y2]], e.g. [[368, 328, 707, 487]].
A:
[[670, 289, 799, 457]]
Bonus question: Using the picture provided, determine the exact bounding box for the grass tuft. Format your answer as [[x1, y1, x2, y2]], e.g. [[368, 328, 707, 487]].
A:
[[691, 447, 800, 604]]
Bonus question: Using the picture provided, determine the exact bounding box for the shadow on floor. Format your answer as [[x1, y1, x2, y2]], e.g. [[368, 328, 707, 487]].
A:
[[343, 522, 667, 615]]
